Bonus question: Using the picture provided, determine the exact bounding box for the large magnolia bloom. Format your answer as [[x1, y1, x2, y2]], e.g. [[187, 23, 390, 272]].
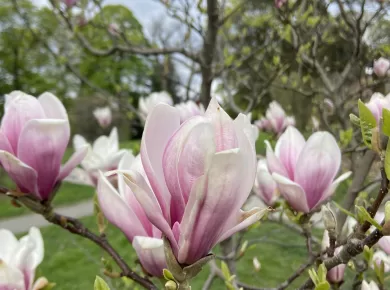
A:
[[0, 91, 87, 200], [0, 227, 47, 290], [266, 126, 351, 213], [365, 92, 390, 123], [138, 92, 173, 123], [97, 152, 165, 277], [123, 97, 264, 265], [68, 127, 128, 186], [255, 101, 295, 135], [93, 106, 112, 129]]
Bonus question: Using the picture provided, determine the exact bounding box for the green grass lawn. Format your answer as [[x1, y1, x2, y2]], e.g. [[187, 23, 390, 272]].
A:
[[0, 140, 140, 219]]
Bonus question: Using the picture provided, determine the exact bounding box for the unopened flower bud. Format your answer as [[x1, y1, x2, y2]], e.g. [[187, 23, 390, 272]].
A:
[[322, 204, 337, 233], [253, 257, 261, 272], [385, 201, 390, 223], [165, 280, 177, 290]]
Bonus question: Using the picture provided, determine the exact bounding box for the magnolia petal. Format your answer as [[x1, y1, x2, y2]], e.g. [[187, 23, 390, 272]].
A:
[[123, 172, 178, 252], [32, 277, 49, 290], [97, 171, 148, 241], [58, 145, 89, 181], [0, 132, 14, 154], [204, 97, 238, 151], [274, 126, 305, 180], [108, 127, 119, 153], [265, 140, 288, 177], [178, 149, 248, 264], [0, 262, 25, 290], [1, 93, 45, 153], [217, 207, 268, 243], [294, 132, 341, 209], [73, 135, 88, 151], [0, 151, 39, 197], [0, 229, 18, 264], [38, 92, 68, 120], [17, 119, 70, 200], [132, 236, 166, 277], [361, 280, 380, 290], [63, 167, 94, 186], [20, 227, 44, 270], [272, 173, 310, 213], [141, 103, 181, 219], [163, 117, 215, 223]]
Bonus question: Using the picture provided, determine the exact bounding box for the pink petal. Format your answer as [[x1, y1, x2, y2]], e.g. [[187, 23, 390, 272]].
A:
[[17, 119, 70, 200], [38, 92, 68, 120], [1, 93, 45, 154], [0, 132, 14, 154], [272, 173, 310, 213], [254, 160, 278, 206], [57, 145, 88, 181], [274, 126, 306, 180], [123, 171, 178, 253], [315, 171, 352, 208], [294, 132, 341, 210], [0, 151, 39, 198], [378, 236, 390, 255], [141, 103, 181, 220], [132, 236, 166, 277], [97, 172, 148, 241], [163, 117, 215, 224], [205, 97, 238, 152], [265, 141, 288, 177], [178, 149, 249, 264], [0, 229, 18, 264], [0, 263, 25, 290]]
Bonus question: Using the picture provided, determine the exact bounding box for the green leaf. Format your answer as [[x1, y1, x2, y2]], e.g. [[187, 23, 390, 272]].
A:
[[308, 268, 319, 285], [41, 283, 56, 290], [385, 140, 390, 180], [94, 276, 110, 290], [333, 201, 356, 219], [221, 261, 231, 280], [339, 128, 353, 148], [317, 264, 327, 282], [315, 281, 331, 290], [163, 269, 175, 281], [355, 205, 383, 230], [358, 99, 377, 148], [349, 114, 361, 127], [363, 245, 373, 264], [383, 108, 390, 136]]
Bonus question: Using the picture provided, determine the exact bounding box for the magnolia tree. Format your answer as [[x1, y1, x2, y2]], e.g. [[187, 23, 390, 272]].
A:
[[3, 0, 390, 290]]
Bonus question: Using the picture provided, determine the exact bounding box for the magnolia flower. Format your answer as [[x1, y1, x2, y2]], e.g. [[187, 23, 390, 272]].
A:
[[365, 92, 390, 123], [108, 23, 120, 36], [68, 127, 128, 185], [61, 0, 78, 7], [341, 216, 357, 238], [97, 152, 166, 277], [174, 101, 205, 123], [266, 126, 351, 213], [372, 250, 390, 272], [138, 91, 173, 123], [362, 280, 380, 290], [322, 230, 345, 283], [253, 159, 278, 206], [373, 57, 390, 77], [275, 0, 287, 8], [123, 97, 264, 265], [0, 227, 47, 290], [0, 91, 87, 200], [93, 107, 112, 128], [247, 113, 260, 142], [255, 101, 295, 135]]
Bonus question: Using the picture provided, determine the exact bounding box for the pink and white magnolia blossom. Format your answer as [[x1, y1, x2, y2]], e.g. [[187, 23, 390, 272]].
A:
[[253, 159, 278, 206], [266, 126, 351, 213], [362, 280, 380, 290], [255, 101, 295, 135], [123, 97, 263, 265], [138, 91, 173, 123], [93, 106, 112, 129], [0, 91, 87, 200], [373, 57, 390, 77], [97, 152, 166, 277], [0, 227, 48, 290], [67, 127, 128, 186], [246, 113, 260, 142], [365, 92, 390, 123], [322, 230, 345, 283], [174, 100, 205, 124], [61, 0, 78, 7], [275, 0, 287, 8]]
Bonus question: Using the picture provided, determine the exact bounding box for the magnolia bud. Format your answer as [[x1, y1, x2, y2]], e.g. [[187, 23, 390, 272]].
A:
[[253, 257, 261, 272], [385, 201, 390, 223], [165, 280, 177, 290], [322, 204, 337, 233]]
